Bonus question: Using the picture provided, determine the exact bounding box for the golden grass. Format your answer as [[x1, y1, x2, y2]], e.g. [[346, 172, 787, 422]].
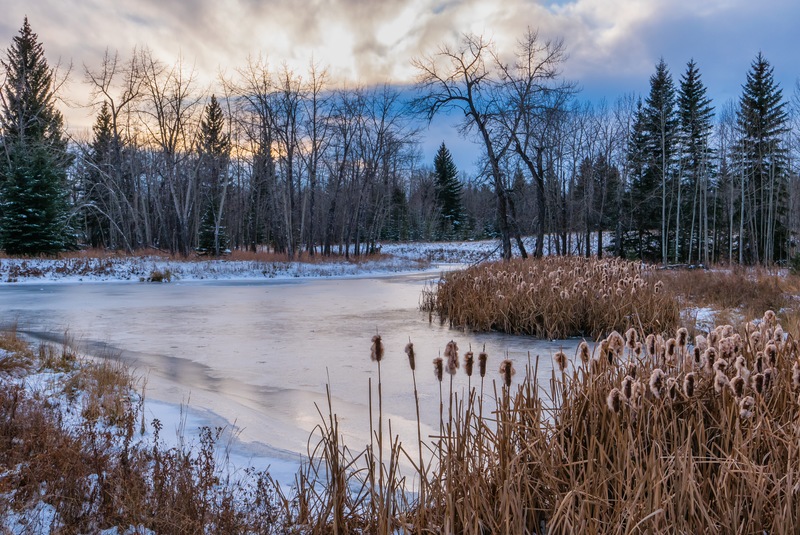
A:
[[422, 256, 680, 339]]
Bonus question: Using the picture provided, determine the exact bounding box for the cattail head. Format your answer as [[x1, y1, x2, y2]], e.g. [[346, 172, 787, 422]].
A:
[[683, 372, 696, 398], [554, 351, 568, 372], [371, 334, 384, 362], [577, 341, 590, 365], [649, 368, 665, 399], [693, 346, 702, 367], [703, 347, 717, 375], [765, 343, 778, 367], [625, 328, 638, 349], [714, 371, 730, 394], [666, 377, 678, 400], [646, 334, 657, 357], [695, 335, 708, 352], [763, 368, 774, 391], [751, 373, 765, 395], [755, 352, 765, 373], [621, 375, 634, 400], [774, 325, 784, 342], [750, 331, 762, 349], [677, 328, 689, 348], [763, 310, 777, 325], [478, 351, 488, 378], [713, 358, 728, 375], [708, 330, 720, 349], [404, 342, 416, 371], [606, 388, 622, 413], [433, 357, 443, 382], [608, 331, 625, 356], [444, 340, 459, 375], [730, 375, 745, 397], [739, 396, 755, 419], [792, 360, 800, 391], [499, 359, 515, 387], [464, 351, 474, 377], [626, 361, 637, 379]]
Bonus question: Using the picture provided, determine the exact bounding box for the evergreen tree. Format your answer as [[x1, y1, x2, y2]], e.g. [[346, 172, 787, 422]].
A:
[[642, 59, 678, 264], [0, 18, 73, 255], [626, 99, 660, 260], [677, 60, 715, 264], [432, 142, 462, 239], [735, 53, 789, 264], [196, 95, 231, 256], [85, 101, 114, 248]]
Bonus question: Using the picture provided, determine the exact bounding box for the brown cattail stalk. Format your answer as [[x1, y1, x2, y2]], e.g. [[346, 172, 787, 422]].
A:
[[499, 359, 515, 388]]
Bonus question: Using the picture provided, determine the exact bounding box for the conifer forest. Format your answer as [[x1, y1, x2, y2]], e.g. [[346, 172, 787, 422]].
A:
[[2, 19, 800, 266]]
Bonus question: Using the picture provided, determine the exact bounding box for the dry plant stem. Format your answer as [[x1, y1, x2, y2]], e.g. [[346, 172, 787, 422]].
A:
[[410, 366, 426, 528]]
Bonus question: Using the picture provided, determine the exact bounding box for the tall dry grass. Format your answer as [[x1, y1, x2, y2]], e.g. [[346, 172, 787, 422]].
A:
[[422, 256, 679, 339]]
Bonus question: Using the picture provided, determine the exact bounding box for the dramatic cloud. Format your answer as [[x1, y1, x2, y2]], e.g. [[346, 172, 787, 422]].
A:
[[2, 0, 798, 132]]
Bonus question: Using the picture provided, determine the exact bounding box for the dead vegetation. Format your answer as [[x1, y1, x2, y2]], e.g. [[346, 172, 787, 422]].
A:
[[422, 256, 680, 339]]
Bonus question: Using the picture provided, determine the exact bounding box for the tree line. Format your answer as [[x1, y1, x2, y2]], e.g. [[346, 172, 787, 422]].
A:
[[1, 19, 799, 265]]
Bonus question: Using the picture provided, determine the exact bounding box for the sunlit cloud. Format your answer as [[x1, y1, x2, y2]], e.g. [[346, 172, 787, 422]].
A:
[[2, 0, 798, 132]]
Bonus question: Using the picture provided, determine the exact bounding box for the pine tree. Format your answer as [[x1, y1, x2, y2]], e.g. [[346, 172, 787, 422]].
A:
[[735, 53, 789, 264], [196, 95, 231, 256], [0, 18, 73, 255], [677, 60, 714, 264], [433, 142, 462, 239]]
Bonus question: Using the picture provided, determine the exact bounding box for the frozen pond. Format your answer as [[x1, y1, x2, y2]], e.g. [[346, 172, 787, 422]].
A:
[[0, 270, 575, 472]]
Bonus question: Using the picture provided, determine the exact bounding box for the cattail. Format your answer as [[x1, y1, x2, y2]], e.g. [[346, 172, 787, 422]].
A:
[[606, 388, 622, 413], [649, 368, 665, 399], [765, 343, 778, 367], [626, 361, 637, 379], [646, 334, 657, 357], [732, 334, 743, 355], [763, 368, 774, 391], [634, 342, 643, 357], [703, 347, 717, 375], [499, 359, 515, 387], [677, 327, 689, 348], [739, 396, 755, 419], [708, 330, 719, 349], [608, 331, 624, 355], [763, 310, 776, 325], [713, 358, 728, 375], [433, 357, 443, 382], [665, 338, 678, 366], [625, 328, 638, 349], [444, 340, 459, 375], [554, 351, 567, 372], [734, 355, 750, 382], [755, 352, 764, 373], [774, 325, 784, 342], [464, 351, 474, 377], [478, 351, 488, 378], [371, 334, 384, 362], [792, 360, 800, 390], [666, 377, 678, 400], [714, 371, 729, 394], [404, 342, 416, 371], [577, 341, 590, 365], [693, 346, 702, 367], [750, 331, 762, 349], [730, 375, 745, 397], [621, 375, 634, 400], [751, 373, 764, 395], [683, 372, 696, 398], [694, 335, 708, 352], [654, 280, 663, 294]]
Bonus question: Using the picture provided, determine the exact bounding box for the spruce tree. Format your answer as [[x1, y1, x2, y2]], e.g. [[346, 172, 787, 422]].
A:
[[196, 95, 231, 256], [643, 59, 678, 265], [627, 99, 660, 260], [433, 142, 462, 239], [85, 101, 114, 248], [0, 18, 73, 255], [677, 60, 714, 264], [735, 53, 789, 264]]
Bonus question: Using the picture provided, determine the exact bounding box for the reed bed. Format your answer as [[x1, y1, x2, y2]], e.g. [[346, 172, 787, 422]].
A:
[[422, 256, 679, 338]]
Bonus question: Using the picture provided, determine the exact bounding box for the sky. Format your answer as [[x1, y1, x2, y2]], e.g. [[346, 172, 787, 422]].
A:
[[1, 0, 798, 171]]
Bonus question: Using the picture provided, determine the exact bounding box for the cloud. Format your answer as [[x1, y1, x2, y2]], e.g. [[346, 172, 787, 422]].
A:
[[1, 0, 798, 131]]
